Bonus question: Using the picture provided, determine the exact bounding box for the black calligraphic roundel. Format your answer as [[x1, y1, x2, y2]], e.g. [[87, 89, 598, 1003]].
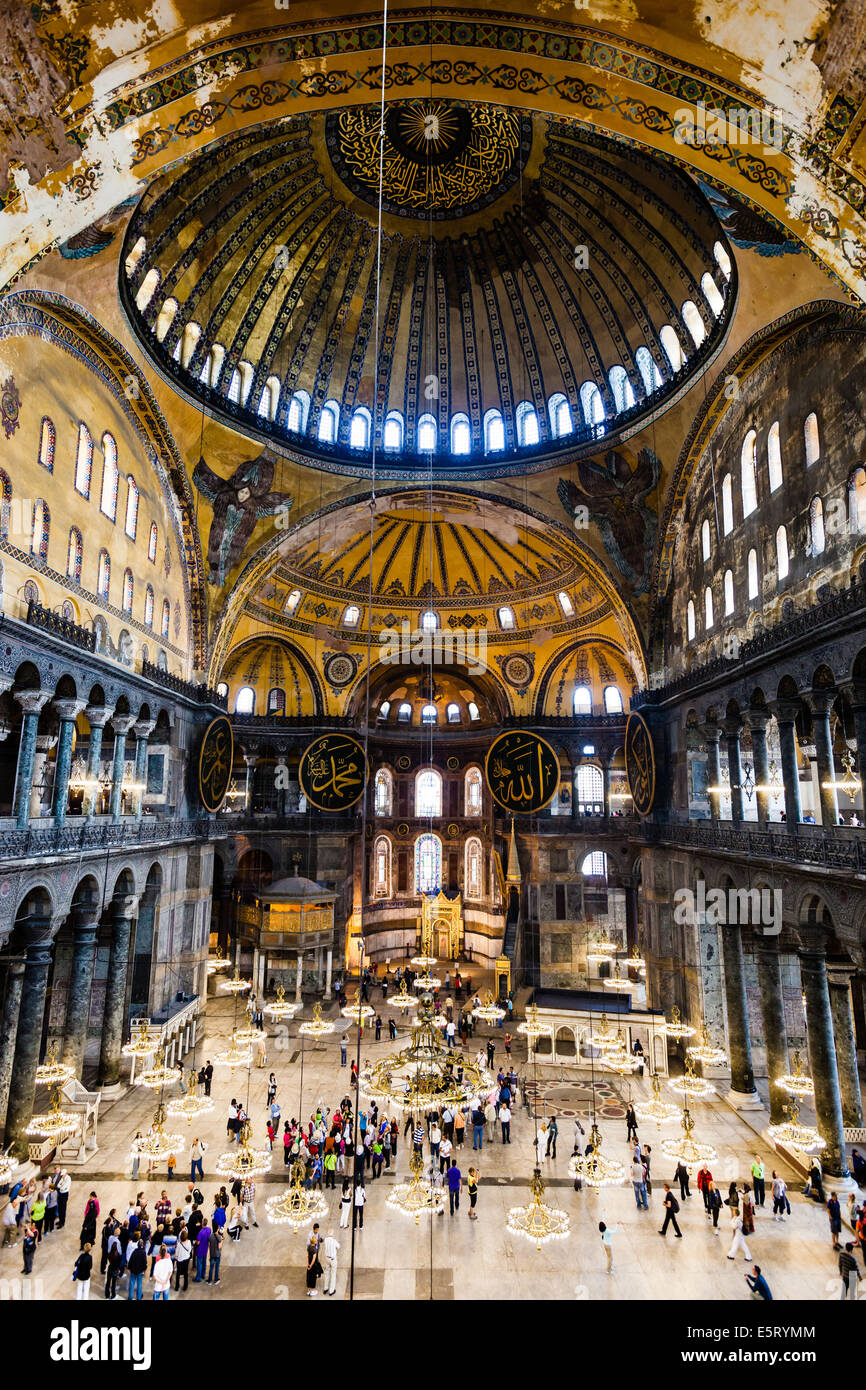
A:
[[299, 733, 368, 812], [485, 730, 560, 814], [198, 716, 233, 813], [625, 711, 656, 817]]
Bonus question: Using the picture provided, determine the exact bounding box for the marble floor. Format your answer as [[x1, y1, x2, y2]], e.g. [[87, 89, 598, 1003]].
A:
[[2, 982, 862, 1303]]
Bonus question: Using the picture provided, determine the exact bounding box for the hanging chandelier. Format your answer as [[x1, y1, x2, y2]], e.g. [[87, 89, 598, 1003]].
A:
[[232, 1022, 261, 1046], [221, 967, 252, 994], [266, 1161, 329, 1230], [25, 1084, 80, 1141], [687, 1025, 728, 1069], [215, 1121, 272, 1179], [628, 946, 646, 971], [212, 1031, 253, 1070], [516, 1003, 552, 1042], [206, 946, 231, 976], [134, 1048, 175, 1090], [470, 991, 506, 1023], [582, 1013, 622, 1056], [386, 1150, 446, 1223], [265, 984, 298, 1021], [166, 1072, 215, 1124], [668, 1054, 716, 1099], [661, 1108, 718, 1170], [768, 1096, 826, 1154], [603, 963, 639, 994], [341, 1000, 375, 1026], [122, 1018, 161, 1058], [775, 1049, 815, 1098], [298, 1002, 336, 1039], [392, 979, 419, 1012], [130, 1103, 184, 1161], [603, 1036, 641, 1076], [412, 970, 442, 991], [821, 748, 862, 796], [568, 1123, 626, 1189], [506, 1167, 570, 1250], [663, 1006, 696, 1040], [0, 1149, 18, 1183], [410, 954, 438, 969], [35, 1041, 75, 1087], [586, 932, 619, 964], [634, 1072, 680, 1126], [362, 992, 491, 1112]]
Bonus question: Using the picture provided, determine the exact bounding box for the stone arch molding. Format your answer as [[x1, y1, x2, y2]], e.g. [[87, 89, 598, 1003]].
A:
[[8, 10, 866, 302]]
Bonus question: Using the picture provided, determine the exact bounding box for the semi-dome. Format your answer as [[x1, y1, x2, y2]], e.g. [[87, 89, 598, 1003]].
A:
[[120, 102, 734, 477]]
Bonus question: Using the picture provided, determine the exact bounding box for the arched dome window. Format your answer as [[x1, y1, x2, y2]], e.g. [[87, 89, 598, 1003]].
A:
[[581, 850, 608, 878], [741, 431, 757, 517], [397, 702, 412, 723], [704, 585, 714, 629], [417, 413, 437, 452], [713, 241, 732, 280], [383, 411, 404, 452], [199, 343, 225, 389], [378, 700, 391, 720], [682, 300, 706, 347], [747, 548, 759, 600], [415, 833, 441, 894], [573, 685, 592, 715], [287, 390, 310, 434], [635, 347, 663, 394], [497, 606, 515, 630], [450, 412, 471, 455], [580, 381, 605, 432], [154, 297, 178, 343], [216, 681, 229, 699], [284, 589, 301, 615], [465, 837, 483, 899], [721, 473, 734, 535], [483, 408, 505, 453], [701, 272, 725, 317], [660, 326, 684, 372], [421, 703, 438, 725], [136, 268, 160, 311], [267, 687, 285, 714], [446, 702, 461, 724], [420, 610, 438, 631], [374, 768, 392, 816], [576, 765, 603, 813], [775, 525, 789, 581], [686, 599, 696, 641], [515, 401, 540, 446], [342, 604, 361, 628], [724, 568, 735, 615], [548, 393, 573, 438], [415, 768, 442, 817], [258, 376, 281, 421], [467, 702, 480, 722], [768, 421, 783, 492], [557, 591, 574, 617], [608, 365, 635, 413], [75, 423, 92, 498], [809, 496, 826, 555], [603, 686, 623, 714], [318, 399, 340, 444], [125, 236, 146, 278], [374, 836, 391, 897], [235, 686, 255, 715], [350, 407, 371, 450], [465, 767, 482, 815], [701, 518, 711, 561], [180, 321, 202, 369], [804, 412, 820, 467]]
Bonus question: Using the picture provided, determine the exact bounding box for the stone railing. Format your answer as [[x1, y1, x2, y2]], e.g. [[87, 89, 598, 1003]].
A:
[[141, 659, 227, 707], [26, 599, 97, 652], [0, 815, 217, 858], [642, 818, 866, 872]]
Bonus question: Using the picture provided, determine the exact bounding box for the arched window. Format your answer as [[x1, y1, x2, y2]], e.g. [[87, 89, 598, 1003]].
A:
[[38, 417, 55, 472], [148, 523, 158, 563], [284, 588, 301, 615], [66, 527, 83, 581], [704, 585, 714, 628], [446, 702, 461, 724], [701, 271, 725, 317], [415, 833, 442, 894], [747, 548, 759, 600], [135, 267, 160, 311], [383, 411, 404, 451], [420, 610, 438, 630], [701, 518, 711, 561], [573, 685, 592, 715], [465, 767, 482, 815], [724, 567, 734, 615], [804, 412, 820, 467], [122, 568, 134, 613], [421, 703, 438, 724], [515, 401, 539, 446], [741, 431, 757, 517], [713, 241, 732, 280], [125, 236, 146, 278], [97, 549, 111, 600], [557, 591, 574, 617], [144, 584, 154, 627], [75, 423, 92, 498], [548, 393, 573, 437], [378, 700, 390, 720], [768, 421, 783, 492], [257, 382, 273, 420], [235, 686, 255, 715], [154, 297, 178, 342], [397, 702, 412, 723], [581, 850, 608, 878], [483, 408, 505, 453], [608, 365, 635, 413], [467, 702, 480, 722], [450, 412, 471, 455], [417, 413, 437, 451], [721, 473, 734, 535], [415, 768, 442, 817], [580, 381, 605, 432], [809, 496, 826, 555], [216, 682, 229, 699], [635, 346, 663, 394], [374, 837, 391, 897], [100, 433, 119, 521], [342, 604, 360, 628], [124, 475, 139, 540], [465, 837, 483, 899], [267, 687, 285, 714], [660, 325, 684, 372], [776, 525, 789, 581], [317, 400, 340, 444], [200, 343, 225, 390], [576, 765, 604, 813], [849, 467, 866, 535], [686, 599, 696, 641], [497, 606, 515, 630], [603, 686, 623, 713], [374, 768, 393, 816], [161, 598, 170, 637], [287, 390, 311, 434], [31, 499, 49, 560], [226, 367, 242, 404], [682, 300, 705, 347], [180, 321, 202, 369], [350, 407, 371, 450]]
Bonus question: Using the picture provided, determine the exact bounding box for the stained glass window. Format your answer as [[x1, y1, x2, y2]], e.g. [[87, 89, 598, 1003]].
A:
[[161, 598, 170, 638], [148, 522, 158, 562], [31, 500, 50, 560], [465, 767, 482, 815], [97, 549, 111, 599], [75, 424, 92, 498], [122, 568, 134, 613], [465, 837, 482, 898], [39, 417, 55, 472], [374, 768, 392, 816], [144, 584, 154, 627], [67, 528, 83, 581], [100, 434, 118, 520], [415, 768, 442, 817], [415, 833, 441, 894], [125, 476, 139, 540]]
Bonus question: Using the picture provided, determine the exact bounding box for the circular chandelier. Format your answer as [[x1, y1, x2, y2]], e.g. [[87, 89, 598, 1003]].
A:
[[603, 1037, 641, 1076], [629, 946, 646, 972], [122, 1019, 160, 1058], [362, 993, 491, 1112], [215, 1121, 272, 1179], [341, 1000, 375, 1026], [25, 1085, 80, 1141], [568, 1123, 625, 1189], [768, 1097, 826, 1154], [507, 1167, 570, 1250], [266, 1161, 329, 1230], [776, 1049, 815, 1099], [516, 1003, 552, 1042], [35, 1041, 75, 1087], [661, 1108, 718, 1170], [583, 1013, 623, 1056], [635, 1072, 680, 1126], [603, 963, 639, 994], [413, 970, 442, 991], [470, 991, 506, 1023], [134, 1049, 175, 1089], [387, 1151, 446, 1223], [392, 979, 419, 1012], [265, 984, 298, 1021], [232, 1023, 261, 1046], [221, 967, 252, 994], [687, 1025, 728, 1069], [166, 1073, 215, 1124], [206, 947, 231, 976], [212, 1031, 253, 1070], [663, 1006, 696, 1040], [411, 955, 438, 969], [668, 1055, 716, 1100], [130, 1104, 184, 1161], [298, 1002, 336, 1039], [0, 1150, 18, 1184], [586, 932, 619, 964]]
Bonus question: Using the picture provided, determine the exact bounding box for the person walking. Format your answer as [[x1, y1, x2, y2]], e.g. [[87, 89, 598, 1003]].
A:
[[599, 1220, 618, 1273], [696, 1163, 713, 1211], [340, 1036, 348, 1067], [631, 1156, 648, 1210], [21, 1222, 37, 1278], [546, 1116, 559, 1159], [625, 1104, 638, 1143], [745, 1264, 772, 1300], [103, 1231, 122, 1298], [751, 1156, 766, 1208], [467, 1167, 479, 1220], [485, 1098, 497, 1144], [447, 1159, 462, 1215], [839, 1243, 861, 1300], [207, 1224, 223, 1285], [429, 1119, 441, 1163], [828, 1192, 843, 1249], [726, 1209, 752, 1262], [340, 1180, 352, 1229], [127, 1239, 147, 1300], [674, 1160, 691, 1201], [152, 1245, 173, 1301], [73, 1244, 93, 1299], [323, 1228, 340, 1296], [174, 1228, 192, 1291], [659, 1184, 682, 1237], [203, 1061, 213, 1097], [706, 1180, 722, 1234], [499, 1102, 512, 1145], [352, 1181, 366, 1230], [80, 1191, 99, 1250], [53, 1171, 70, 1230], [771, 1172, 788, 1221], [472, 1104, 485, 1150], [241, 1178, 258, 1229]]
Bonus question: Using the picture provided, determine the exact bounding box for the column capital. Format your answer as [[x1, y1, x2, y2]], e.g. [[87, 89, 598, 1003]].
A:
[[109, 893, 139, 920], [723, 714, 744, 738], [54, 698, 87, 723], [133, 719, 156, 740], [769, 698, 801, 726], [84, 704, 113, 728], [826, 959, 858, 988], [701, 720, 722, 744], [14, 689, 51, 716], [747, 710, 771, 732], [110, 713, 136, 736], [804, 688, 837, 718], [796, 925, 831, 959]]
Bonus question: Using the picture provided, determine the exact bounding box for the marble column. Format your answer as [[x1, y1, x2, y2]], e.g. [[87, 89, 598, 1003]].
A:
[[827, 965, 863, 1129], [771, 702, 802, 826], [702, 722, 722, 820], [98, 894, 138, 1087], [724, 716, 744, 824], [51, 699, 86, 826], [0, 957, 25, 1131], [845, 688, 866, 814], [83, 705, 112, 817], [108, 713, 136, 821], [755, 939, 789, 1123], [601, 758, 612, 818], [30, 733, 57, 818], [325, 948, 333, 1000], [12, 690, 51, 828], [132, 719, 155, 820], [244, 753, 257, 813], [721, 925, 759, 1102], [749, 712, 771, 826], [807, 691, 839, 827], [295, 951, 304, 1003], [61, 902, 100, 1076], [4, 922, 54, 1156], [799, 937, 849, 1178]]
